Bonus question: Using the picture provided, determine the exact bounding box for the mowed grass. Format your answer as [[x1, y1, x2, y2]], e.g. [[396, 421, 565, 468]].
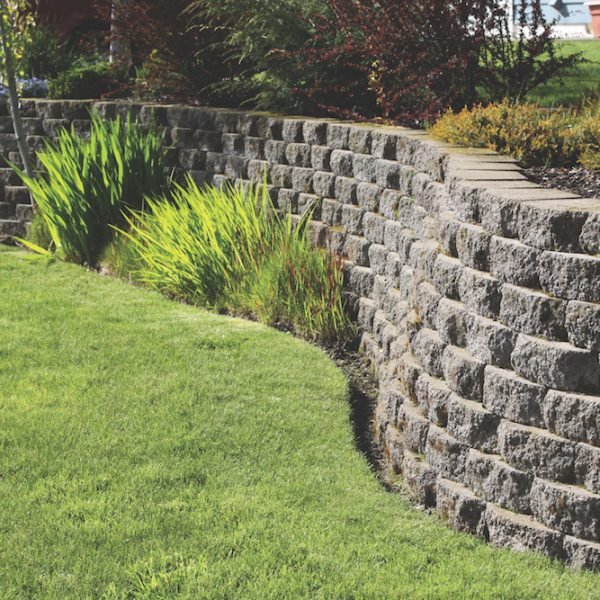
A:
[[528, 39, 600, 106], [0, 247, 598, 599]]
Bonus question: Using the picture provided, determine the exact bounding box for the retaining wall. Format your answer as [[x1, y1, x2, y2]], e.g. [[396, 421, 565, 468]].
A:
[[1, 99, 599, 569]]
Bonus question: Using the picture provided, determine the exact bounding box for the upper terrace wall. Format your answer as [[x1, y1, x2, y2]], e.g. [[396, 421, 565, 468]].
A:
[[1, 99, 599, 569]]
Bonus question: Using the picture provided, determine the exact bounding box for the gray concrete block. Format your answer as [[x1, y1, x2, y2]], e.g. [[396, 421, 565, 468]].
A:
[[448, 393, 500, 453], [348, 127, 372, 154], [330, 149, 355, 177], [458, 268, 502, 319], [356, 182, 382, 212], [466, 314, 518, 369], [321, 198, 342, 226], [456, 223, 491, 271], [498, 420, 576, 482], [489, 236, 541, 288], [343, 235, 371, 266], [563, 536, 600, 571], [379, 189, 402, 219], [292, 167, 315, 193], [575, 443, 600, 494], [311, 145, 332, 171], [511, 334, 600, 394], [541, 390, 600, 447], [303, 121, 328, 145], [335, 177, 358, 204], [580, 214, 600, 255], [539, 251, 600, 303], [363, 212, 387, 244], [530, 477, 600, 542], [410, 328, 446, 378], [499, 284, 567, 341], [352, 153, 377, 183], [403, 449, 437, 507], [465, 449, 533, 514], [282, 119, 304, 142], [341, 204, 364, 235], [442, 345, 485, 401], [415, 372, 451, 427], [436, 478, 486, 534], [482, 366, 545, 428], [396, 401, 430, 453], [433, 255, 464, 300], [313, 171, 336, 198], [435, 298, 472, 347], [270, 164, 294, 189], [264, 140, 287, 164], [426, 425, 468, 480], [565, 300, 600, 351], [327, 123, 351, 150], [484, 504, 564, 559], [285, 143, 312, 167]]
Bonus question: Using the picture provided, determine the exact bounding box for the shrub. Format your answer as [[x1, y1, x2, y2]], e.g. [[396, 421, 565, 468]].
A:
[[430, 101, 583, 167], [17, 112, 166, 266], [47, 62, 119, 99], [124, 179, 353, 344], [286, 0, 584, 125]]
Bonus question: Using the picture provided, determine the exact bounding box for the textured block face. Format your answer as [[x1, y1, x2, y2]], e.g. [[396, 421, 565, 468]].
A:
[[541, 390, 600, 447], [447, 394, 500, 453], [484, 504, 564, 559], [497, 421, 576, 483], [565, 301, 600, 352], [488, 236, 540, 288], [436, 479, 486, 534], [442, 346, 485, 401], [539, 251, 600, 303], [511, 334, 600, 394], [464, 449, 533, 514], [482, 366, 545, 428], [530, 478, 600, 542], [499, 284, 567, 341]]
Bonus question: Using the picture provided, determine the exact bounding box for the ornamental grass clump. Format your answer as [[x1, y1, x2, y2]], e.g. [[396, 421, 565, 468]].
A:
[[124, 177, 353, 344], [16, 112, 166, 266]]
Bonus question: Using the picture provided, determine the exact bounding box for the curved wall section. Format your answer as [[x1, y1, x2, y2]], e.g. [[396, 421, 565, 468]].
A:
[[1, 99, 599, 569]]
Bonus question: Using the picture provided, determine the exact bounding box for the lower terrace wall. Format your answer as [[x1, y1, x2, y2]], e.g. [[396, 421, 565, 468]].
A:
[[1, 99, 599, 569]]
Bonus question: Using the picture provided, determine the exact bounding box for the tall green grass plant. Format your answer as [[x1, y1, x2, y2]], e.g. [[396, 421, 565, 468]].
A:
[[16, 112, 166, 266], [124, 178, 353, 344]]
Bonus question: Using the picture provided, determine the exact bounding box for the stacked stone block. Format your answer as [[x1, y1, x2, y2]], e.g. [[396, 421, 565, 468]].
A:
[[1, 99, 599, 570]]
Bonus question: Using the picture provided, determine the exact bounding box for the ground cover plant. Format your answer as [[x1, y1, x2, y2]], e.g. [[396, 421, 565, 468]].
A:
[[121, 178, 352, 344], [1, 245, 599, 598], [430, 98, 600, 168], [17, 112, 165, 266]]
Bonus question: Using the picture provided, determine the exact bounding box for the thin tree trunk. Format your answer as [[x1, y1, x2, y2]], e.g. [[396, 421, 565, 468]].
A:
[[0, 0, 34, 181]]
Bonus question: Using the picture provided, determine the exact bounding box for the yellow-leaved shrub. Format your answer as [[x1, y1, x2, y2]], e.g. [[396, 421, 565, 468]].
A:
[[430, 100, 600, 169]]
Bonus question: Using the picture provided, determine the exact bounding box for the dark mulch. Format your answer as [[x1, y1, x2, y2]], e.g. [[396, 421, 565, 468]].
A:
[[525, 167, 600, 199]]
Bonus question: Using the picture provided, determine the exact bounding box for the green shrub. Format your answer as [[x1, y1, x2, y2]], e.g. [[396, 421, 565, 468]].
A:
[[47, 62, 120, 99], [124, 178, 353, 344], [17, 112, 166, 266], [429, 100, 596, 168]]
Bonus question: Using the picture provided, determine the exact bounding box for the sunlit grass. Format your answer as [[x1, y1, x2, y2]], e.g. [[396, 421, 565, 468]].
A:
[[0, 246, 598, 598]]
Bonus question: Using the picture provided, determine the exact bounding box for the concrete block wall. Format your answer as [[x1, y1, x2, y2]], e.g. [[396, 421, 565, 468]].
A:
[[1, 99, 599, 569]]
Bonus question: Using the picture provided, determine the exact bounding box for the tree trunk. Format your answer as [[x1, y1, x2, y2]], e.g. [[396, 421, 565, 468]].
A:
[[0, 0, 35, 181]]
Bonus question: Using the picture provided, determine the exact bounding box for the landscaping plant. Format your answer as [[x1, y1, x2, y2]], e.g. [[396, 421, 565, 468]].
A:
[[286, 0, 585, 125], [430, 99, 600, 168], [16, 112, 166, 266], [124, 178, 353, 344]]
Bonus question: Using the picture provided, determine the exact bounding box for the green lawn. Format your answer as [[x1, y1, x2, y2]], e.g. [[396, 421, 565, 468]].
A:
[[0, 246, 598, 599], [528, 40, 600, 106]]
